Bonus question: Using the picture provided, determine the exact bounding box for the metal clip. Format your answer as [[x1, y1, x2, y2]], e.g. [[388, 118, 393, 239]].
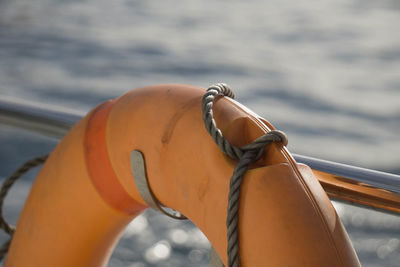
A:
[[130, 150, 186, 220]]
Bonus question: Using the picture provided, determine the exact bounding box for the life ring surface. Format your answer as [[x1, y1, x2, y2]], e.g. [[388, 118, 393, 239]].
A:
[[6, 84, 360, 266]]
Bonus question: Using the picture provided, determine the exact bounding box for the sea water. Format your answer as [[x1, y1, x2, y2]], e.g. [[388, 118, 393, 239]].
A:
[[0, 0, 399, 266]]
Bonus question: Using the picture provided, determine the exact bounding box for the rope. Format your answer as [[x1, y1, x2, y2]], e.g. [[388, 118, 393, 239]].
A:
[[202, 83, 288, 267], [0, 155, 48, 261]]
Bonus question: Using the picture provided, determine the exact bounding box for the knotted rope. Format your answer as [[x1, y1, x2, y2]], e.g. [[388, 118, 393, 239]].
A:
[[0, 155, 48, 261], [202, 83, 288, 267]]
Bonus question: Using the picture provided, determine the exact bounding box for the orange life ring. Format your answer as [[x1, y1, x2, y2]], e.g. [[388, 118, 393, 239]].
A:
[[5, 84, 360, 266]]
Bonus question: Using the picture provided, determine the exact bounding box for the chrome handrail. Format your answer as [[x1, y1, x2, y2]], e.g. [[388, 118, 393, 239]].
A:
[[0, 96, 82, 138], [1, 95, 399, 213]]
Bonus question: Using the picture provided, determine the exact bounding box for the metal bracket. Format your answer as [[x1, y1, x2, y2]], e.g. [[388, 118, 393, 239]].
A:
[[130, 150, 187, 220]]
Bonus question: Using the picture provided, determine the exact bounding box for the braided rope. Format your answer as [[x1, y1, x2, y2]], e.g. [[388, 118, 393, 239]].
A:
[[0, 155, 48, 261], [202, 83, 288, 267]]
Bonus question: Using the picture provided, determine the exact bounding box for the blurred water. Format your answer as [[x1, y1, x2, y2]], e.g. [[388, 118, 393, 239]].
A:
[[0, 0, 399, 266]]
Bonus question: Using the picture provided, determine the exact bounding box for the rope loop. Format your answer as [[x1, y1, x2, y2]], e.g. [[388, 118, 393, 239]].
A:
[[202, 84, 288, 267], [202, 84, 287, 162], [202, 83, 243, 160]]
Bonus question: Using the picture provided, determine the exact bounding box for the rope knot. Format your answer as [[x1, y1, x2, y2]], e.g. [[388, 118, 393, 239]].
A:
[[240, 130, 288, 163]]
